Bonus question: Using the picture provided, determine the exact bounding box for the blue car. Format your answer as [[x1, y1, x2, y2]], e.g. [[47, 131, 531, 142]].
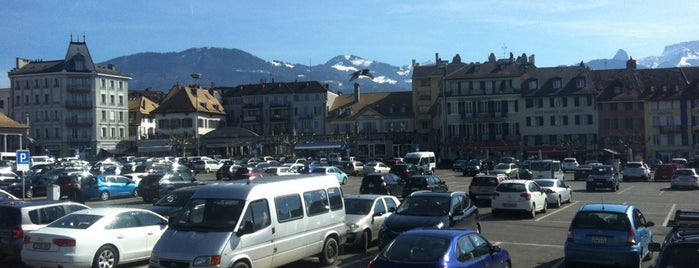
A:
[[368, 228, 511, 268], [83, 174, 138, 201], [564, 203, 655, 267]]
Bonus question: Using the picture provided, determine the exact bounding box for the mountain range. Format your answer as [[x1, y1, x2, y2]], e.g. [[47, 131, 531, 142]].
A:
[[100, 40, 699, 93]]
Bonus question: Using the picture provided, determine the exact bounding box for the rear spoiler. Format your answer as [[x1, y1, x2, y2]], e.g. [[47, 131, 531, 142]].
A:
[[668, 210, 699, 228]]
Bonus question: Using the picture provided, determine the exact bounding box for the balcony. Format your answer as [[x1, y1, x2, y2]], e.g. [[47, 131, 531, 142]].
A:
[[462, 112, 506, 122], [66, 86, 91, 94], [65, 101, 94, 109], [65, 118, 93, 127]]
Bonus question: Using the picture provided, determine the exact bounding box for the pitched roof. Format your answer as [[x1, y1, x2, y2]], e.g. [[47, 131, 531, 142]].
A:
[[522, 65, 596, 97], [152, 85, 225, 115], [217, 81, 333, 97], [0, 113, 29, 129], [328, 91, 413, 119]]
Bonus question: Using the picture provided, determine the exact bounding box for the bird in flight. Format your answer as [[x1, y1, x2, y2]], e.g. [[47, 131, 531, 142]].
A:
[[350, 69, 374, 81]]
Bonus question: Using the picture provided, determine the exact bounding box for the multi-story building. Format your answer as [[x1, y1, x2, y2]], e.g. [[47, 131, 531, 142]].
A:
[[411, 54, 452, 156], [327, 83, 414, 160], [0, 88, 9, 115], [520, 63, 598, 160], [7, 40, 131, 159], [128, 95, 158, 141]]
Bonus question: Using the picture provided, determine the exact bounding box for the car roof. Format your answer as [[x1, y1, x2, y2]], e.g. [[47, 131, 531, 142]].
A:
[[72, 207, 155, 216], [343, 194, 391, 200], [401, 228, 477, 238], [0, 200, 83, 208], [579, 203, 631, 213], [409, 191, 463, 197], [500, 179, 533, 184]]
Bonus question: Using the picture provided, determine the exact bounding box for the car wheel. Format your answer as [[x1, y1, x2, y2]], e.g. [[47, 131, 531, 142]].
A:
[[92, 245, 118, 268], [476, 223, 482, 233], [568, 192, 573, 203], [555, 196, 562, 208], [132, 189, 138, 197], [504, 260, 512, 268], [232, 261, 250, 268], [528, 205, 536, 219], [357, 230, 369, 253], [100, 191, 110, 201], [318, 237, 339, 266], [643, 247, 653, 261], [205, 168, 210, 173], [541, 201, 547, 213]]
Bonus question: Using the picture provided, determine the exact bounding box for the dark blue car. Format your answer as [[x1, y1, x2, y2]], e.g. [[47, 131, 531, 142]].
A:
[[368, 228, 511, 268]]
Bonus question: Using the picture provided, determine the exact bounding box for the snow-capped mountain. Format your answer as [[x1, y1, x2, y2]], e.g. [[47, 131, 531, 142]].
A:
[[638, 41, 699, 68]]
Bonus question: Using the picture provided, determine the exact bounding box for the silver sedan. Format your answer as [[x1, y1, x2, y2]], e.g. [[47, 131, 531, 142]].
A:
[[534, 178, 572, 208]]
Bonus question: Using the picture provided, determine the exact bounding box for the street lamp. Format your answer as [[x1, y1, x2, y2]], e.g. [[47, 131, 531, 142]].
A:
[[191, 73, 201, 156]]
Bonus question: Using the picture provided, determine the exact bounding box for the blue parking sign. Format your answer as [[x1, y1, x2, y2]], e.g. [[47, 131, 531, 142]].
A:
[[17, 150, 30, 164]]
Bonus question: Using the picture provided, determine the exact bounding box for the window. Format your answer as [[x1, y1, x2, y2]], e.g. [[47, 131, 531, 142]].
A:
[[304, 189, 329, 216], [44, 94, 49, 104], [101, 94, 106, 104], [241, 199, 270, 232], [576, 78, 586, 88], [528, 80, 538, 89], [327, 187, 343, 211], [553, 79, 562, 89], [275, 194, 303, 222]]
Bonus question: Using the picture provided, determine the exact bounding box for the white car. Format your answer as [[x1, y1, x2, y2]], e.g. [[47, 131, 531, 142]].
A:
[[490, 163, 519, 179], [534, 178, 572, 208], [191, 159, 222, 173], [622, 161, 651, 182], [343, 194, 400, 252], [0, 188, 19, 200], [491, 179, 548, 218], [562, 158, 579, 172], [363, 161, 391, 174], [263, 166, 295, 176], [22, 207, 168, 268]]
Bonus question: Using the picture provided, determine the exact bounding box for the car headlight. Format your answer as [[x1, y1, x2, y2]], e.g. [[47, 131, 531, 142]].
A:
[[193, 255, 221, 266], [347, 223, 359, 232]]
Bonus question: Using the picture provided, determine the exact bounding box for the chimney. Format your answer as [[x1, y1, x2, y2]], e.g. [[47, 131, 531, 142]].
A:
[[626, 57, 637, 70], [354, 82, 361, 103], [16, 58, 31, 69], [412, 59, 418, 67], [435, 53, 440, 64], [528, 54, 536, 65]]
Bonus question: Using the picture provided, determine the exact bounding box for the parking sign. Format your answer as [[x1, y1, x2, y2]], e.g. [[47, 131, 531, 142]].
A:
[[16, 150, 30, 171]]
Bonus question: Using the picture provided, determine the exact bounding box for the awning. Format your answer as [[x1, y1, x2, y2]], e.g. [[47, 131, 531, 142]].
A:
[[295, 141, 345, 150], [138, 145, 172, 153]]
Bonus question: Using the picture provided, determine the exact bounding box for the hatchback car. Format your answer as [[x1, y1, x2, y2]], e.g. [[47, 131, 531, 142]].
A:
[[364, 161, 391, 174], [0, 200, 89, 260], [344, 194, 400, 252], [490, 163, 519, 179], [451, 159, 469, 171], [586, 165, 620, 192], [491, 180, 547, 218], [138, 172, 205, 203], [311, 166, 348, 185], [377, 191, 480, 250], [654, 163, 678, 181], [389, 163, 418, 180], [534, 178, 572, 208], [468, 174, 509, 204], [562, 158, 579, 172], [573, 164, 594, 181], [622, 161, 651, 182], [670, 168, 699, 190], [401, 174, 448, 197], [369, 229, 511, 268], [359, 173, 405, 197], [82, 174, 139, 201], [564, 203, 655, 268]]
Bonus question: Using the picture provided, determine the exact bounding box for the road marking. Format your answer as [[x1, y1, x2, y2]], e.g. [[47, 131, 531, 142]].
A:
[[493, 241, 564, 248], [662, 204, 676, 227], [536, 201, 579, 221], [617, 185, 633, 194]]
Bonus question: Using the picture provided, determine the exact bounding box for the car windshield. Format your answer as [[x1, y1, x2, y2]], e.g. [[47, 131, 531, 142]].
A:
[[496, 183, 526, 192], [154, 191, 196, 207], [468, 160, 480, 165], [675, 169, 695, 176], [172, 198, 245, 231], [626, 163, 642, 168], [396, 195, 450, 216], [494, 163, 510, 169], [472, 177, 497, 186], [591, 167, 612, 175], [47, 214, 102, 229], [403, 157, 419, 165], [530, 162, 552, 171], [382, 234, 449, 262], [571, 211, 629, 231], [344, 198, 373, 215], [535, 180, 554, 187]]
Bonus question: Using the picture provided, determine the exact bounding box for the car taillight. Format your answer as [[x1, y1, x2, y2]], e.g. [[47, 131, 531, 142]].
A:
[[367, 259, 375, 268], [545, 189, 555, 194], [626, 225, 637, 246], [54, 238, 76, 247], [520, 192, 532, 200], [566, 225, 574, 242], [492, 192, 500, 199], [12, 227, 24, 240]]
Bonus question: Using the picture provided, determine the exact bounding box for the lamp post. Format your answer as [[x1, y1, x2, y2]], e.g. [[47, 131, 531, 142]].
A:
[[437, 61, 447, 160], [191, 73, 201, 156]]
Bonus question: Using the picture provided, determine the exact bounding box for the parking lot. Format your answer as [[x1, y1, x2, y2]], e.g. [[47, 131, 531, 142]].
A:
[[3, 169, 693, 268]]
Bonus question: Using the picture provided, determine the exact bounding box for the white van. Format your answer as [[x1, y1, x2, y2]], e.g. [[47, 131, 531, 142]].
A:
[[149, 175, 347, 268], [403, 151, 436, 174], [0, 152, 16, 163], [528, 159, 565, 180]]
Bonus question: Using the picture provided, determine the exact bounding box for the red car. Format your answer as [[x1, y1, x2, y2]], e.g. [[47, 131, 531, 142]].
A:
[[654, 163, 678, 181]]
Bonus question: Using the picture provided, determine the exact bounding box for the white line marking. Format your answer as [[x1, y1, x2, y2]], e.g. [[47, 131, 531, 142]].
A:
[[663, 204, 676, 227], [536, 201, 579, 221], [617, 185, 633, 194]]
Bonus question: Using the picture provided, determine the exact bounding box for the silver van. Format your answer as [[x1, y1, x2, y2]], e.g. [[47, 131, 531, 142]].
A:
[[149, 175, 347, 268]]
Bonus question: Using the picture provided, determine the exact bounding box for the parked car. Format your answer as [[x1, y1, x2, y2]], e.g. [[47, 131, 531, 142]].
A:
[[377, 191, 481, 249], [649, 210, 699, 268], [389, 163, 418, 180], [451, 159, 469, 171], [534, 178, 572, 208], [468, 174, 509, 204], [311, 166, 348, 185], [671, 157, 688, 168], [6, 172, 59, 198], [145, 186, 201, 219], [82, 174, 139, 201], [648, 159, 663, 171], [262, 166, 295, 176], [655, 163, 679, 181], [138, 171, 205, 203], [369, 229, 511, 268], [359, 173, 405, 197], [364, 161, 391, 174], [491, 179, 547, 218], [586, 165, 620, 192], [670, 168, 699, 190], [462, 159, 487, 177], [622, 161, 651, 182], [0, 200, 89, 261], [0, 188, 19, 201], [340, 160, 365, 176], [22, 207, 168, 268], [490, 163, 519, 179], [564, 203, 655, 268], [0, 171, 19, 190], [343, 194, 400, 252], [385, 158, 403, 167], [401, 174, 449, 197], [573, 164, 594, 181], [54, 174, 87, 203], [561, 157, 579, 172], [191, 159, 222, 173]]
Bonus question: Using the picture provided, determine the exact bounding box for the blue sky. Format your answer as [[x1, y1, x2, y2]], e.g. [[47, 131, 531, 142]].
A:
[[2, 0, 698, 88]]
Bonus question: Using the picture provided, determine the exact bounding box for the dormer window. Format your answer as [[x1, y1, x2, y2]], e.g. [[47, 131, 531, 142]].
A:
[[576, 78, 586, 88], [552, 79, 562, 89], [613, 86, 622, 94], [73, 54, 85, 71], [528, 79, 538, 90]]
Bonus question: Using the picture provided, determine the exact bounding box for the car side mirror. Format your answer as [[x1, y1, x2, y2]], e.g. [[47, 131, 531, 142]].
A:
[[490, 245, 502, 254]]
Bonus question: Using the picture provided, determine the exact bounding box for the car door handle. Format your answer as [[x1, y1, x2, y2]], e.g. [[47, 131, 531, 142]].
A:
[[117, 234, 124, 239]]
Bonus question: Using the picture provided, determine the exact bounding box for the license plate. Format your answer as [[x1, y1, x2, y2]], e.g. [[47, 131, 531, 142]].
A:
[[503, 203, 516, 207], [33, 242, 51, 250], [596, 182, 604, 185], [590, 236, 607, 244]]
